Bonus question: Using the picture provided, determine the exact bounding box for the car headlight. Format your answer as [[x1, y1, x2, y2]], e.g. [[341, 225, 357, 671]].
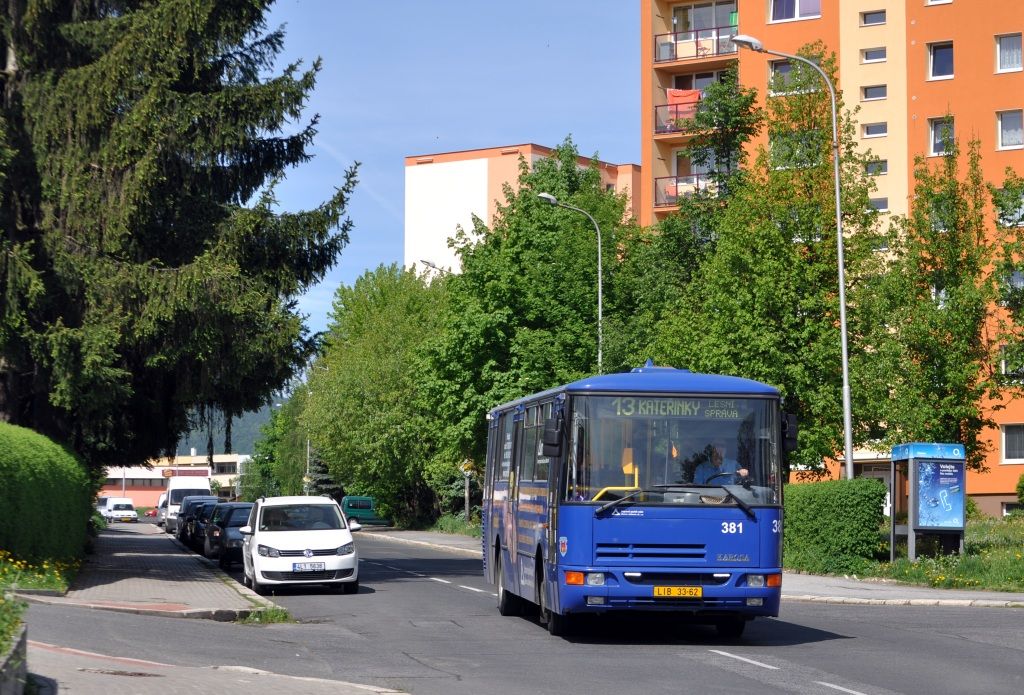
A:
[[257, 544, 280, 558], [336, 542, 355, 556]]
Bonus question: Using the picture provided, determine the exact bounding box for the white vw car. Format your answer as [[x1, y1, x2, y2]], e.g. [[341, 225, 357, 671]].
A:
[[240, 496, 361, 594]]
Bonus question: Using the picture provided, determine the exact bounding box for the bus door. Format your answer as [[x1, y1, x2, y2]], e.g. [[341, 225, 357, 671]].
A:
[[507, 405, 525, 587]]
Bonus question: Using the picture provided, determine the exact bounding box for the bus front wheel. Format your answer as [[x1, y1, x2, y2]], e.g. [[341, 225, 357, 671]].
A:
[[537, 564, 571, 636], [495, 553, 522, 616]]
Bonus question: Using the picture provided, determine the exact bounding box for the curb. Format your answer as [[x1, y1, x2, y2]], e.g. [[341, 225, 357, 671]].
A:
[[781, 593, 1024, 608], [0, 624, 26, 695], [361, 530, 481, 559]]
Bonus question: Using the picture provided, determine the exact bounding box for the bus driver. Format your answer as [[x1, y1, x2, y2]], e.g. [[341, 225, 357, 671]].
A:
[[693, 437, 749, 484]]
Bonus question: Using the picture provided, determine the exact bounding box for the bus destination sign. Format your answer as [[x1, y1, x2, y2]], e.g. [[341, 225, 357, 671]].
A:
[[607, 397, 742, 420]]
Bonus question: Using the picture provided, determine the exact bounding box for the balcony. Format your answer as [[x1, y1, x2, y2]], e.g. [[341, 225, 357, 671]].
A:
[[654, 25, 738, 64], [655, 100, 701, 136], [654, 174, 715, 207]]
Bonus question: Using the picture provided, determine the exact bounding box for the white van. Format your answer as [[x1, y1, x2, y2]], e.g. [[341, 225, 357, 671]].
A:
[[101, 497, 134, 521], [164, 477, 212, 533]]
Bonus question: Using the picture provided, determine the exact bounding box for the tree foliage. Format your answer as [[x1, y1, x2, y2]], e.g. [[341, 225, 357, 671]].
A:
[[303, 264, 446, 524], [422, 139, 635, 468], [855, 140, 1018, 469], [653, 45, 883, 471], [0, 0, 355, 470]]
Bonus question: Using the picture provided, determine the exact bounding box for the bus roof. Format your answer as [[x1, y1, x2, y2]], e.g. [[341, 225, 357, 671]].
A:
[[489, 364, 779, 415]]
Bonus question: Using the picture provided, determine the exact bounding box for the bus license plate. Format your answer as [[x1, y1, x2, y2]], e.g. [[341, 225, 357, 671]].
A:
[[653, 586, 702, 598], [293, 562, 324, 572]]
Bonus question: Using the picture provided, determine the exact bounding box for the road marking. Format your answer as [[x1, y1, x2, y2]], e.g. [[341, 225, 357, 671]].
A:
[[815, 682, 869, 695], [430, 577, 452, 584], [708, 650, 779, 670], [459, 585, 488, 593]]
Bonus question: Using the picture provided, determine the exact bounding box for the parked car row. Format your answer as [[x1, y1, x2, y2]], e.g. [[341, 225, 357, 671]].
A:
[[171, 494, 363, 596]]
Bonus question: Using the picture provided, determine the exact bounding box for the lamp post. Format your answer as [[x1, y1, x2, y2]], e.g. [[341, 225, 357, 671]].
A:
[[420, 259, 452, 276], [537, 192, 604, 373], [731, 34, 854, 480]]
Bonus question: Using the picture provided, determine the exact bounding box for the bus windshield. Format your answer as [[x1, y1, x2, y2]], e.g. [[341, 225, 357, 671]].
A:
[[563, 395, 781, 505]]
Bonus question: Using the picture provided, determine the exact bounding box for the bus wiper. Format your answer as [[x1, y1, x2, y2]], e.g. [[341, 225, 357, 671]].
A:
[[718, 485, 756, 520], [595, 489, 643, 516]]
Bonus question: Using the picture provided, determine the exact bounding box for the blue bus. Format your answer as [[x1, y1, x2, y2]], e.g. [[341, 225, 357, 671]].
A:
[[482, 362, 795, 637]]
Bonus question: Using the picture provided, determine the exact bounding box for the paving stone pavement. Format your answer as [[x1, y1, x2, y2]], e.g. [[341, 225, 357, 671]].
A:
[[20, 522, 269, 620]]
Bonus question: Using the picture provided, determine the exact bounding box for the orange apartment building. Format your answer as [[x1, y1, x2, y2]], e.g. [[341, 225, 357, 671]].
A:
[[404, 143, 640, 273], [641, 0, 1024, 515]]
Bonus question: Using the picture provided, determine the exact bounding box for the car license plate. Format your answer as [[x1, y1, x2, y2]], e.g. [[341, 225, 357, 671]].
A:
[[292, 562, 325, 572], [653, 585, 702, 598]]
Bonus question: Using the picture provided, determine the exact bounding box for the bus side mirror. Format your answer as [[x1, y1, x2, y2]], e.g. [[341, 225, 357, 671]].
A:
[[542, 417, 563, 458], [783, 413, 798, 453]]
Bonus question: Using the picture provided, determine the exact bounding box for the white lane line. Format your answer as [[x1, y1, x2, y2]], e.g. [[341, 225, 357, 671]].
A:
[[815, 682, 869, 695], [459, 585, 488, 593], [429, 577, 452, 584], [708, 650, 779, 670]]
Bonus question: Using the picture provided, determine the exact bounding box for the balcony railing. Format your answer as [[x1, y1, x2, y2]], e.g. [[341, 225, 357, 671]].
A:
[[655, 101, 701, 134], [654, 25, 738, 63], [654, 174, 715, 207]]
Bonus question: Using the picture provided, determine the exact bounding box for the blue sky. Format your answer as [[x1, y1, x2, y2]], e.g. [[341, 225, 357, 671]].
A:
[[264, 0, 640, 336]]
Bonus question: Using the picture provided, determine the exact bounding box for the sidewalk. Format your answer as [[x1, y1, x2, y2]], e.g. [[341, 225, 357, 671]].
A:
[[20, 522, 269, 620]]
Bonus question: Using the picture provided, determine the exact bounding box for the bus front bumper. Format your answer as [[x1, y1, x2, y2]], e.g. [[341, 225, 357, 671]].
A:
[[555, 567, 781, 617]]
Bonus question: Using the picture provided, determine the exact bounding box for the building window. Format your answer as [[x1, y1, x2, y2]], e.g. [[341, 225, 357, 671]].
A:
[[674, 70, 728, 92], [862, 84, 887, 101], [928, 42, 954, 79], [770, 129, 823, 169], [994, 189, 1024, 227], [868, 197, 889, 212], [863, 122, 888, 138], [862, 47, 887, 63], [770, 0, 821, 22], [929, 117, 954, 155], [861, 10, 886, 26], [1005, 503, 1022, 516], [997, 34, 1022, 72], [999, 110, 1024, 150], [865, 159, 888, 175], [926, 0, 952, 5], [769, 60, 795, 94], [1003, 424, 1024, 462]]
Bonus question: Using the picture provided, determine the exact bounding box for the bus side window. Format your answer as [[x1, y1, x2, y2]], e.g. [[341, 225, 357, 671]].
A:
[[521, 406, 538, 482], [499, 413, 513, 481]]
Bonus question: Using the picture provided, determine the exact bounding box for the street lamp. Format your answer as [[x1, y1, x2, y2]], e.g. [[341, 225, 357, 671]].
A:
[[731, 34, 854, 480], [538, 192, 604, 373], [420, 259, 452, 276]]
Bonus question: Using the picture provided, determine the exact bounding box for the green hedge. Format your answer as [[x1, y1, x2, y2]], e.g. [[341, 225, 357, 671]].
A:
[[783, 478, 886, 574], [0, 422, 91, 561]]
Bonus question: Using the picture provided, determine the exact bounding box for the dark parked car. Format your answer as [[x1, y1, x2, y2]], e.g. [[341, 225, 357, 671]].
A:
[[203, 502, 254, 568], [176, 495, 218, 544], [187, 501, 219, 550]]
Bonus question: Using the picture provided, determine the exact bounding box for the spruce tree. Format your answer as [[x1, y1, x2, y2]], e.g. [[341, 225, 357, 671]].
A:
[[0, 1, 355, 469]]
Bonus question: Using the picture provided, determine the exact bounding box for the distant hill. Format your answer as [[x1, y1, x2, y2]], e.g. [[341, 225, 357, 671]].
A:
[[175, 406, 273, 457]]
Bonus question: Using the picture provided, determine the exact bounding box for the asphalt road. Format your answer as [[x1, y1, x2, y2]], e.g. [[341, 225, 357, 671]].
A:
[[24, 533, 1024, 694]]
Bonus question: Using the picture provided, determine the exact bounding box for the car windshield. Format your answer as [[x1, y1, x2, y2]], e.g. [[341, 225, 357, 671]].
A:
[[563, 394, 782, 505], [259, 504, 344, 531], [170, 489, 210, 504], [113, 504, 133, 511], [226, 508, 253, 527]]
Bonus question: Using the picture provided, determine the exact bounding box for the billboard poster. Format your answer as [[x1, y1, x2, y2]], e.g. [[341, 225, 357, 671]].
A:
[[914, 459, 965, 530]]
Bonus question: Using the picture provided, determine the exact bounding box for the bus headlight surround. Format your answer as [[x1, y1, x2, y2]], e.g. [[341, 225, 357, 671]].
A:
[[747, 574, 766, 588], [586, 572, 605, 586]]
